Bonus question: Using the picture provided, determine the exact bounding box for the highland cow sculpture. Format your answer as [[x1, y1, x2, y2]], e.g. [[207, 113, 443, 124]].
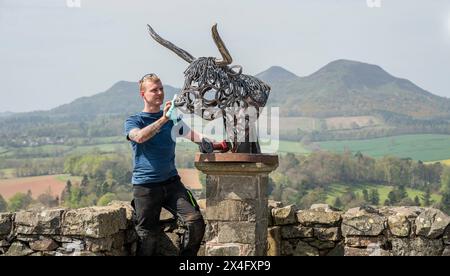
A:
[[147, 24, 271, 153]]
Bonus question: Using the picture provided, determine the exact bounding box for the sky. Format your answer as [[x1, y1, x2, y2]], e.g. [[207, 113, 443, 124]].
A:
[[1, 0, 450, 112]]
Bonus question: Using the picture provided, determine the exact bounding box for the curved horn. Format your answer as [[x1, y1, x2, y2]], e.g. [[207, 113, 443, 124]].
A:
[[147, 25, 195, 63], [211, 24, 232, 66]]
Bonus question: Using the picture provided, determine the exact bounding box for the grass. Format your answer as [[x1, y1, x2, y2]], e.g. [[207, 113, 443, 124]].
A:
[[325, 183, 442, 206], [272, 140, 310, 154], [0, 168, 16, 179], [315, 134, 450, 162]]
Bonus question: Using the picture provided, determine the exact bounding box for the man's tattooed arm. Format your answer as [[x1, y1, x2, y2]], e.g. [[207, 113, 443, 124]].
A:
[[128, 116, 169, 144]]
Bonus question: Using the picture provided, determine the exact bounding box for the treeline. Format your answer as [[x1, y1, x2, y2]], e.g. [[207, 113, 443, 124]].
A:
[[60, 148, 196, 208], [274, 151, 443, 190], [282, 125, 450, 142], [0, 114, 126, 147], [0, 189, 59, 212], [6, 158, 65, 178], [270, 151, 450, 213], [61, 152, 133, 208]]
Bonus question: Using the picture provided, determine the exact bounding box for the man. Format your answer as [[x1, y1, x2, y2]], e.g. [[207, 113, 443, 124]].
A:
[[124, 73, 205, 256]]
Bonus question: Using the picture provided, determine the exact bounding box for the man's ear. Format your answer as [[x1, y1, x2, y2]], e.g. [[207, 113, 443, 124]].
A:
[[140, 90, 144, 97]]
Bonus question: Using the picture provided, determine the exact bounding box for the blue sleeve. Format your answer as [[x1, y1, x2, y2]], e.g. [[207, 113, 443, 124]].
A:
[[124, 116, 141, 140]]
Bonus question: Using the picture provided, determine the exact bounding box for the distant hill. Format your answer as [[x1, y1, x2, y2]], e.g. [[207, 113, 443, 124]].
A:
[[0, 111, 14, 117], [0, 82, 179, 142], [2, 59, 450, 142], [7, 59, 450, 120], [258, 59, 450, 119], [255, 66, 300, 84], [50, 81, 178, 117]]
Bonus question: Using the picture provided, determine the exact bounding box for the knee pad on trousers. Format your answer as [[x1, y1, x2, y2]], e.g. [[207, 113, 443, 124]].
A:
[[180, 219, 206, 256]]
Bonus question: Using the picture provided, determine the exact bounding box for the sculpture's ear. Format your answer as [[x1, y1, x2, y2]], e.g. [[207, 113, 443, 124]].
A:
[[147, 24, 195, 63]]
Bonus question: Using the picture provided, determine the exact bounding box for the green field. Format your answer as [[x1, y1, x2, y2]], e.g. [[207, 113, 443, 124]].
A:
[[68, 143, 129, 154], [173, 137, 311, 155], [270, 140, 310, 154], [325, 183, 442, 206], [0, 145, 74, 157], [3, 134, 450, 162], [55, 174, 83, 184], [316, 134, 450, 162]]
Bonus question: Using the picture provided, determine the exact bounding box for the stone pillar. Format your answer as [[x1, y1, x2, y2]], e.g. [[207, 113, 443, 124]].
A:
[[195, 153, 278, 256]]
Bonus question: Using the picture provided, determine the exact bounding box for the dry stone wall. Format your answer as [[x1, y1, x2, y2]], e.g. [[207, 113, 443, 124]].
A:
[[1, 201, 448, 256]]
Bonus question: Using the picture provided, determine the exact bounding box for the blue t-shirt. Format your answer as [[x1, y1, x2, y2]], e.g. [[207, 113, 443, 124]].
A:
[[124, 111, 190, 185]]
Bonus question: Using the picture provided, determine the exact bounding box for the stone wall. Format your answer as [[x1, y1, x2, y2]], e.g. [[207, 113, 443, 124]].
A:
[[1, 201, 449, 256], [267, 203, 450, 256], [0, 202, 137, 256]]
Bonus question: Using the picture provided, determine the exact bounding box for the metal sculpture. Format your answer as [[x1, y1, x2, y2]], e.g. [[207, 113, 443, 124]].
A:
[[147, 24, 271, 153]]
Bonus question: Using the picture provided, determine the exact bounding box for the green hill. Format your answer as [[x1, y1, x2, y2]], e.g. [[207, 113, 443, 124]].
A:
[[50, 81, 178, 117], [258, 59, 450, 119], [2, 59, 450, 143]]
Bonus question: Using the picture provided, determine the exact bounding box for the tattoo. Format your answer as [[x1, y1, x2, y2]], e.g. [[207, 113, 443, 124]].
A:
[[128, 129, 139, 140], [129, 117, 167, 144]]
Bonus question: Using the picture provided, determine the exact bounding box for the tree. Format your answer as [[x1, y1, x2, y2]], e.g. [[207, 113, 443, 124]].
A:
[[440, 167, 450, 214], [299, 188, 327, 209], [387, 191, 397, 205], [100, 181, 110, 195], [422, 188, 432, 206], [0, 194, 7, 212], [333, 197, 343, 209], [80, 174, 89, 194], [61, 180, 72, 204], [397, 185, 408, 200], [369, 189, 380, 205], [97, 193, 117, 206], [399, 197, 415, 206], [440, 192, 450, 215], [362, 189, 369, 202], [37, 188, 58, 207], [8, 192, 33, 212], [414, 195, 421, 206], [65, 186, 82, 208]]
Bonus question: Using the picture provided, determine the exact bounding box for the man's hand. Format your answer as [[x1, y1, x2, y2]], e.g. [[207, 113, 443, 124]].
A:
[[162, 100, 171, 122]]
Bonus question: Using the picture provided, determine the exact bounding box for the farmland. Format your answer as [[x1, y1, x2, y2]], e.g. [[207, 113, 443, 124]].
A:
[[0, 174, 79, 200], [315, 134, 450, 162]]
